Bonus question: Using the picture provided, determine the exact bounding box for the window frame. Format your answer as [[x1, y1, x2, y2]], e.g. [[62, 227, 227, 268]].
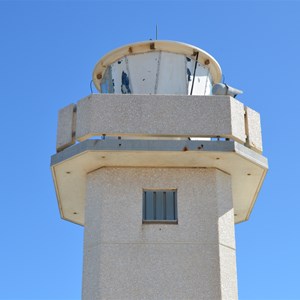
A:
[[142, 189, 178, 224]]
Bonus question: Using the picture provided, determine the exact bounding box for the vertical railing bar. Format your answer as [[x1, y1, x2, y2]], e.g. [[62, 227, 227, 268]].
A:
[[174, 191, 177, 220], [163, 192, 166, 220], [143, 191, 145, 220], [153, 191, 156, 220]]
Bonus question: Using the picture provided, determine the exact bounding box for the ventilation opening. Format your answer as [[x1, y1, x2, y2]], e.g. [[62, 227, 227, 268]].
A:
[[143, 189, 177, 224]]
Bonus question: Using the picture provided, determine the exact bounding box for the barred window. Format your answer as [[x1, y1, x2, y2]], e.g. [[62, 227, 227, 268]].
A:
[[143, 190, 177, 223]]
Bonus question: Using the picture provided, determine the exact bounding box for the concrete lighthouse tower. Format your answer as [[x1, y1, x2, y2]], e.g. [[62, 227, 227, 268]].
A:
[[51, 40, 268, 300]]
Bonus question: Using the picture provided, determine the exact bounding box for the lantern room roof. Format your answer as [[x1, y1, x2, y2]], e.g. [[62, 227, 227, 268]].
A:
[[92, 40, 222, 92]]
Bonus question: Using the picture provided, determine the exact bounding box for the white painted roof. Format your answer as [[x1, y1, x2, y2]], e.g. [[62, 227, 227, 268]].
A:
[[92, 40, 222, 92]]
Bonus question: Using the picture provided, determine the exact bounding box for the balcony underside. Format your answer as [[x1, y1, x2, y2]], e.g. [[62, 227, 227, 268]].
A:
[[51, 139, 268, 225]]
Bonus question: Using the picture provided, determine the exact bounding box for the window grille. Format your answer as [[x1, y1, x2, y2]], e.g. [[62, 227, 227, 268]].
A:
[[143, 190, 177, 223]]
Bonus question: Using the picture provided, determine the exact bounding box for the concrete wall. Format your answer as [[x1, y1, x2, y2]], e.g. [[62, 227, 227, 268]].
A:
[[56, 103, 76, 152], [56, 94, 264, 154], [75, 94, 245, 143], [82, 167, 237, 300], [245, 106, 263, 153]]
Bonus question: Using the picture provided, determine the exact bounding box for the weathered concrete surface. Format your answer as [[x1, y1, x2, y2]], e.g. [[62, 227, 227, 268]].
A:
[[82, 167, 237, 300], [75, 94, 246, 144], [56, 103, 76, 152], [245, 106, 263, 153]]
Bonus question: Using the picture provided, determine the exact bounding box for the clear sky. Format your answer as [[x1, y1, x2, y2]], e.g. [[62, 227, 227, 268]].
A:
[[1, 1, 299, 299]]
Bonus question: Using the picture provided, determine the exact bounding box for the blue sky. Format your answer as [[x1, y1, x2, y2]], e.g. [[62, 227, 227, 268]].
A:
[[1, 1, 300, 299]]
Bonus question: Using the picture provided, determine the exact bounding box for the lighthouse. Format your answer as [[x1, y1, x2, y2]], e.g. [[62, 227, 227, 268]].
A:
[[51, 40, 268, 299]]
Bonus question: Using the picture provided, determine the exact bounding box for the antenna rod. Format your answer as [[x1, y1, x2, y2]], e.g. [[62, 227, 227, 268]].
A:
[[156, 24, 158, 40]]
